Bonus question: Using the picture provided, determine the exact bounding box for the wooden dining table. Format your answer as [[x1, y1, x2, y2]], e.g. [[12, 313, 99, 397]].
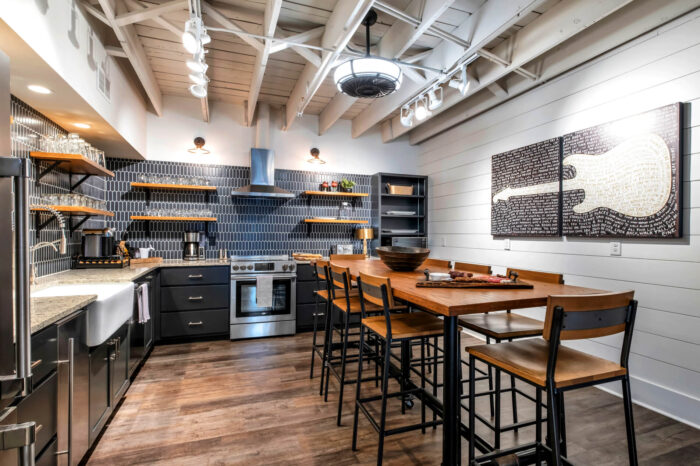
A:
[[330, 258, 605, 465]]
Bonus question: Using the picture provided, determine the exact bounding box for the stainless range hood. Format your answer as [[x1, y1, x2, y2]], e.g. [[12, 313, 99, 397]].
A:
[[231, 148, 295, 198]]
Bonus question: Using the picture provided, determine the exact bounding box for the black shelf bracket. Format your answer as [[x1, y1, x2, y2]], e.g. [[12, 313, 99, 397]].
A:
[[69, 216, 90, 234], [36, 161, 61, 184], [70, 174, 91, 192], [34, 211, 57, 239]]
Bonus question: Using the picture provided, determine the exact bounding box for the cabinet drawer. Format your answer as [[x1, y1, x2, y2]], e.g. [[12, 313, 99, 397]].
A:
[[160, 267, 229, 286], [31, 325, 58, 389], [160, 309, 229, 338], [296, 303, 323, 332], [296, 281, 318, 305], [296, 263, 315, 282], [160, 285, 229, 311], [18, 371, 57, 456]]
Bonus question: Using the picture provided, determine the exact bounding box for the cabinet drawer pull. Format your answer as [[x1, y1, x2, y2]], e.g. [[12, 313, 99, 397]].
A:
[[188, 274, 204, 279], [188, 296, 204, 301], [30, 359, 42, 369], [188, 321, 204, 326]]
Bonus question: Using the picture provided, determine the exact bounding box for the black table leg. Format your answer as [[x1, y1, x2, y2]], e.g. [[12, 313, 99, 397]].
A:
[[443, 316, 461, 465]]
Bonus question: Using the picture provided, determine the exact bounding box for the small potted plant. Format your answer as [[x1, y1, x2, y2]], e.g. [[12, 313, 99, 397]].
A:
[[331, 180, 338, 191], [320, 181, 329, 191], [340, 178, 356, 193]]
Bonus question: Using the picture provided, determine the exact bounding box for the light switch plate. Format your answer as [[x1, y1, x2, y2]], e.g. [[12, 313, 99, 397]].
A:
[[441, 237, 447, 247], [504, 238, 511, 250], [610, 241, 621, 256]]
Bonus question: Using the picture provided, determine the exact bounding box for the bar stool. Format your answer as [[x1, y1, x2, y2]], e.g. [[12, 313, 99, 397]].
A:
[[468, 291, 638, 466], [311, 260, 358, 392], [326, 264, 390, 426], [421, 258, 451, 268], [460, 268, 562, 444], [352, 272, 444, 466]]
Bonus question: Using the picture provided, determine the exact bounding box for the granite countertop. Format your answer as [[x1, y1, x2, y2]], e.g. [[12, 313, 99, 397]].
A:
[[33, 259, 230, 289], [29, 259, 230, 332], [31, 294, 97, 334]]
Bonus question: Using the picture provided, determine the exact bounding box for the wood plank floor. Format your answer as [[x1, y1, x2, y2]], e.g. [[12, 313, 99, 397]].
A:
[[86, 332, 700, 465]]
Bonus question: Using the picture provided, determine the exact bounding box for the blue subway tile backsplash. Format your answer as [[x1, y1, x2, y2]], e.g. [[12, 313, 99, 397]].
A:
[[106, 158, 372, 259]]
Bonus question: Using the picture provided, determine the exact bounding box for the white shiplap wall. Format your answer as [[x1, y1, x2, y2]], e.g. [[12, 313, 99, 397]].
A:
[[418, 10, 700, 427]]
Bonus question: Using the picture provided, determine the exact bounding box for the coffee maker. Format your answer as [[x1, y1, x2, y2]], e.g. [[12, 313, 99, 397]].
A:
[[183, 231, 200, 261]]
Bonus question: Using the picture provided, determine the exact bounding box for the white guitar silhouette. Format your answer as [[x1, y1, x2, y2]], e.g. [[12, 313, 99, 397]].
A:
[[492, 133, 672, 218]]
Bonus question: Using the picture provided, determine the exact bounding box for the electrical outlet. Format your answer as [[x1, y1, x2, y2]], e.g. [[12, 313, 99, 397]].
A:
[[610, 241, 621, 256], [504, 238, 511, 250], [441, 237, 447, 247]]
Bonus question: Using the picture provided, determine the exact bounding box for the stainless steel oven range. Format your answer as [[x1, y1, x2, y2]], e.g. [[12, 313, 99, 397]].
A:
[[230, 255, 296, 340]]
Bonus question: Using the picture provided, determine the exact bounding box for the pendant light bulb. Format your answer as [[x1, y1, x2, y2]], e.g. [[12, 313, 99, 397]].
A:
[[427, 87, 443, 111], [399, 105, 414, 127], [189, 84, 208, 98], [414, 96, 431, 121], [182, 19, 200, 54]]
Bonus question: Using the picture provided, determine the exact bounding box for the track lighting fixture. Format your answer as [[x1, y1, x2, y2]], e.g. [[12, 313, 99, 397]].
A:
[[448, 64, 470, 96], [427, 87, 443, 111], [399, 105, 414, 128], [186, 52, 208, 73], [188, 72, 209, 86], [183, 1, 211, 99], [182, 18, 201, 54]]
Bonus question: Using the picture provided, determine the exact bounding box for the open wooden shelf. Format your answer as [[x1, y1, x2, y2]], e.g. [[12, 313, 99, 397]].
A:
[[131, 182, 216, 191], [304, 218, 368, 224], [302, 190, 369, 197], [31, 205, 114, 217], [131, 215, 217, 222], [30, 152, 115, 177]]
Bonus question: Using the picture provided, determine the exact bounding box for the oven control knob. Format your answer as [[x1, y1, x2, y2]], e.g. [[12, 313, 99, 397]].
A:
[[232, 265, 239, 271], [282, 264, 288, 271], [247, 265, 254, 270], [289, 264, 295, 271]]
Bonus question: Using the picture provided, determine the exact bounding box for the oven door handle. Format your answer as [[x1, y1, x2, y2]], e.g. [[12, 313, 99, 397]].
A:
[[231, 274, 296, 280]]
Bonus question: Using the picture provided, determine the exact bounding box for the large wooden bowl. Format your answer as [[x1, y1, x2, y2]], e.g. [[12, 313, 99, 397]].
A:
[[375, 246, 431, 271]]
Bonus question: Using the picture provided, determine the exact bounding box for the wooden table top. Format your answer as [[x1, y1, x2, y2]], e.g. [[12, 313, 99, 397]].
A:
[[330, 259, 605, 317]]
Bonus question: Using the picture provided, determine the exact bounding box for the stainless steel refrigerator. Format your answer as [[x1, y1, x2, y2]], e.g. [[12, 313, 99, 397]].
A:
[[0, 49, 37, 465]]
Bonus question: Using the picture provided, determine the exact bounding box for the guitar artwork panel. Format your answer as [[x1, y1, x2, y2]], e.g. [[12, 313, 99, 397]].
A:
[[491, 138, 561, 236], [561, 103, 682, 237]]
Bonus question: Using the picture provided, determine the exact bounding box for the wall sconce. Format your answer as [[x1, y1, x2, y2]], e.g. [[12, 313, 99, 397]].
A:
[[307, 147, 326, 164], [187, 136, 210, 154]]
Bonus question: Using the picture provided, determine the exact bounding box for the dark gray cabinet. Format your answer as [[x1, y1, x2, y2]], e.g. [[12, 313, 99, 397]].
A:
[[17, 371, 57, 459], [157, 266, 230, 341], [130, 274, 155, 377], [57, 310, 89, 466], [88, 320, 130, 446], [295, 263, 322, 332]]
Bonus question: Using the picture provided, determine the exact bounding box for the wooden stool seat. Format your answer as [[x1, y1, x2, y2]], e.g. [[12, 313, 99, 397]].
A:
[[316, 288, 358, 300], [468, 338, 627, 389], [459, 313, 543, 339], [333, 296, 385, 314], [362, 313, 443, 340]]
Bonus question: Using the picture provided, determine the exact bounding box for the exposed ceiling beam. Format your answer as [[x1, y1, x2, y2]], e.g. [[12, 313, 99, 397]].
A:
[[270, 26, 324, 54], [124, 0, 182, 39], [351, 0, 548, 138], [247, 0, 283, 125], [105, 45, 127, 58], [407, 0, 700, 144], [383, 0, 636, 142], [284, 0, 376, 131], [487, 81, 508, 97], [80, 1, 110, 26], [202, 1, 264, 52], [318, 0, 452, 135], [97, 0, 163, 116], [115, 0, 187, 27], [275, 27, 321, 66], [201, 97, 210, 122]]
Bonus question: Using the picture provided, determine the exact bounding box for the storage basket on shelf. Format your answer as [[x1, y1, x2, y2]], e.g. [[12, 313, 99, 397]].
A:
[[386, 183, 414, 195]]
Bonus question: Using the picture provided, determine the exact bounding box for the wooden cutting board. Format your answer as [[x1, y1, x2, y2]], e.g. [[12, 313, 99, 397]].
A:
[[130, 257, 163, 267], [416, 279, 534, 289]]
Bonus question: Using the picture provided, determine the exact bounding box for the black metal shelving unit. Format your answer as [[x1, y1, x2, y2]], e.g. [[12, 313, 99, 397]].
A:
[[371, 172, 428, 253]]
